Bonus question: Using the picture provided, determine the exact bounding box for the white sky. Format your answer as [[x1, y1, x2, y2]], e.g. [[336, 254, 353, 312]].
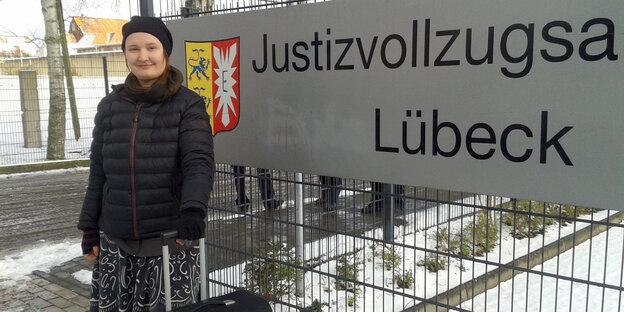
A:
[[0, 0, 133, 38], [0, 0, 258, 39]]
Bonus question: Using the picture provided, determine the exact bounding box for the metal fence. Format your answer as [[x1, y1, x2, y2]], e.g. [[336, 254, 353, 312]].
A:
[[0, 1, 622, 311], [203, 167, 624, 311], [0, 52, 127, 165]]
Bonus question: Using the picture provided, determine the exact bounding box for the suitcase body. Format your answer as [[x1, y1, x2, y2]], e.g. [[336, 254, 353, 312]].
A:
[[172, 290, 273, 312], [161, 231, 272, 312]]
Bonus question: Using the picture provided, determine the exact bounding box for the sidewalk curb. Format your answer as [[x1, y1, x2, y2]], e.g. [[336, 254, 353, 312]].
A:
[[0, 160, 89, 175]]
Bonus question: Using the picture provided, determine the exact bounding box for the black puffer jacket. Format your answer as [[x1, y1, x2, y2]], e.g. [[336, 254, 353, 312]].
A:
[[77, 79, 214, 240]]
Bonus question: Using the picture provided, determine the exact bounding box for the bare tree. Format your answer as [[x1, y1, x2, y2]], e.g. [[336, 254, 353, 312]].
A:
[[41, 0, 66, 160], [183, 0, 214, 13], [56, 0, 80, 141], [61, 0, 119, 17], [39, 0, 108, 160], [0, 26, 44, 50]]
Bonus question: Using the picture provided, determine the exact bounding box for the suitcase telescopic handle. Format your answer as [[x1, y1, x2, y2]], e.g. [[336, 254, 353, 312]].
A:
[[161, 231, 207, 311], [161, 230, 178, 244]]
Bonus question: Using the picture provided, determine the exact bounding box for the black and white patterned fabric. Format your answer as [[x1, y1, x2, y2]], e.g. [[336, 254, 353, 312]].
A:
[[89, 232, 201, 312]]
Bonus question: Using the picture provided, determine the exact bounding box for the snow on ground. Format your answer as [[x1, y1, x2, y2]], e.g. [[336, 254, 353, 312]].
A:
[[72, 269, 92, 285], [0, 166, 89, 179], [0, 239, 80, 289], [464, 224, 624, 311], [269, 199, 619, 312]]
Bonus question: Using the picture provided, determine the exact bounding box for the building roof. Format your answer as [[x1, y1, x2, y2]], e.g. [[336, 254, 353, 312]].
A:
[[70, 16, 128, 45], [65, 34, 76, 44], [0, 35, 35, 44], [0, 35, 39, 57]]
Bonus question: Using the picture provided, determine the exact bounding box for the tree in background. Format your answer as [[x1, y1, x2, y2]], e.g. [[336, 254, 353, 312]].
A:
[[192, 0, 214, 11], [56, 0, 80, 142], [41, 0, 66, 160], [182, 0, 214, 15], [40, 0, 99, 160]]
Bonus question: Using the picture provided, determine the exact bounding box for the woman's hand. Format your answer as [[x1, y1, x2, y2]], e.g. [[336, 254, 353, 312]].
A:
[[177, 208, 206, 241], [175, 239, 194, 247], [81, 230, 100, 260], [83, 246, 99, 261]]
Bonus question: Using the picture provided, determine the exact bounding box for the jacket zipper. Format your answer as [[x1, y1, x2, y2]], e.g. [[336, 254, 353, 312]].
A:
[[130, 102, 143, 239]]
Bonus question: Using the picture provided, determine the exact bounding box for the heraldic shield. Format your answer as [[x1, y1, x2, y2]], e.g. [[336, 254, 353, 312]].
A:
[[185, 38, 240, 136]]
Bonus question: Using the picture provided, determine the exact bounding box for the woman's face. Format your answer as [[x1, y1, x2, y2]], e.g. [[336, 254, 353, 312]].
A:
[[124, 32, 167, 87]]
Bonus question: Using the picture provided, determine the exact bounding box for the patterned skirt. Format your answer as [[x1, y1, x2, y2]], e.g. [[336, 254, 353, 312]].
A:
[[89, 232, 201, 312]]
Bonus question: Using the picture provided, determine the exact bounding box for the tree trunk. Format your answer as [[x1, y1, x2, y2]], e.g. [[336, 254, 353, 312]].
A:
[[56, 0, 81, 141], [41, 0, 66, 160]]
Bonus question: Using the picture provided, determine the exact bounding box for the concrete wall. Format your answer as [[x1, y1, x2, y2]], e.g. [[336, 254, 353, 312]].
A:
[[0, 51, 128, 77]]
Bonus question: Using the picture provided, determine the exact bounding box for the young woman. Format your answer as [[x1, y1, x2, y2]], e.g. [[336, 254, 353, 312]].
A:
[[77, 16, 214, 311]]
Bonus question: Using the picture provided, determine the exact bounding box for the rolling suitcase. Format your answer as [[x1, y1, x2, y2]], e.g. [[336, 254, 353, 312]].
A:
[[161, 231, 273, 312]]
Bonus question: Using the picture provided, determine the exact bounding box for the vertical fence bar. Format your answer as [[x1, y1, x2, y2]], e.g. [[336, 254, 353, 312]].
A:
[[295, 172, 305, 297], [102, 56, 110, 96], [383, 183, 394, 242], [140, 0, 155, 16]]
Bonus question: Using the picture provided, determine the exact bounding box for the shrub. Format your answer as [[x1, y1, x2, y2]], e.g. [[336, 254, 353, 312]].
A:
[[557, 204, 594, 225], [425, 252, 447, 272], [503, 201, 595, 238], [395, 269, 415, 288], [336, 254, 361, 292], [244, 241, 297, 299], [347, 296, 355, 307], [435, 227, 449, 251], [434, 226, 472, 257], [470, 210, 499, 256], [373, 244, 402, 271], [431, 210, 499, 259], [454, 236, 472, 258], [503, 201, 540, 238], [306, 299, 329, 312]]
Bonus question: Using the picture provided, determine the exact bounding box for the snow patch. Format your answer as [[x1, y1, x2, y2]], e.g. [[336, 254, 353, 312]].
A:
[[72, 269, 92, 285], [0, 240, 80, 287]]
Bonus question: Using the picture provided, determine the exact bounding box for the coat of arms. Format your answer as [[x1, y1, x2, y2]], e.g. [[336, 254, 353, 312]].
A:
[[185, 38, 240, 136]]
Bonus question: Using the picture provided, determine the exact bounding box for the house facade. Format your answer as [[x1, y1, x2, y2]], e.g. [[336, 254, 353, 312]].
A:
[[0, 35, 39, 58], [67, 16, 128, 54]]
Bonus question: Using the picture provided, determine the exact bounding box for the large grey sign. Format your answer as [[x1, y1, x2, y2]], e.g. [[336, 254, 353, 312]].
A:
[[168, 0, 624, 210]]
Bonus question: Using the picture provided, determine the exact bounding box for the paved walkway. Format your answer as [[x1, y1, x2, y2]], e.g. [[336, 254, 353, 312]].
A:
[[0, 169, 91, 311], [0, 257, 90, 312]]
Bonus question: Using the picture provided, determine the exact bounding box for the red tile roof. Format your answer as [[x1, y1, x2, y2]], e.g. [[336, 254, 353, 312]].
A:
[[71, 17, 128, 45]]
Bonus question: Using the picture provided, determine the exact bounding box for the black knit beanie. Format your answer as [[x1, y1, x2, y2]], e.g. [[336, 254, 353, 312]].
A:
[[122, 16, 173, 56]]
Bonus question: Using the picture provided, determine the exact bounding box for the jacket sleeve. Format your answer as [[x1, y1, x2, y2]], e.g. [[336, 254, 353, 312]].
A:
[[77, 100, 106, 231], [178, 91, 215, 215]]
